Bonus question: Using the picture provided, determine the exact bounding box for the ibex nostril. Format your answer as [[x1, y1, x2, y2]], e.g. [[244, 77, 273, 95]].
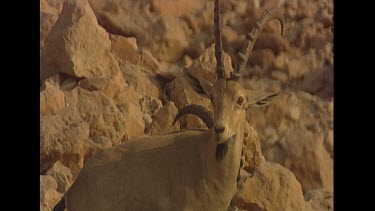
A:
[[214, 126, 225, 134]]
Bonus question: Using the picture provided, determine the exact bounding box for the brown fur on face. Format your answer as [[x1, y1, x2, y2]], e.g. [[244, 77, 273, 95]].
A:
[[209, 79, 247, 144]]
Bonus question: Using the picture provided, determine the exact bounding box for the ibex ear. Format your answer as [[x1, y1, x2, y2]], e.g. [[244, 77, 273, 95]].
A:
[[246, 90, 279, 108], [185, 72, 213, 97]]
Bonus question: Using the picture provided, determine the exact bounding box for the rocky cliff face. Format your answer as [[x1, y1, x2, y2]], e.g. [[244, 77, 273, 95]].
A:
[[40, 0, 333, 210]]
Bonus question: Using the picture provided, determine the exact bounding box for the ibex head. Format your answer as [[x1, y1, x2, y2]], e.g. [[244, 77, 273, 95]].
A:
[[173, 0, 284, 145]]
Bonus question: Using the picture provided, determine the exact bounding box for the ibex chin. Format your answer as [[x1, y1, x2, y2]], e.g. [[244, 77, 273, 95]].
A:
[[52, 0, 284, 210]]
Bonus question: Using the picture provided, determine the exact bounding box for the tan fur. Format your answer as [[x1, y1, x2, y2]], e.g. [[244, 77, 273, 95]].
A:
[[62, 80, 250, 211]]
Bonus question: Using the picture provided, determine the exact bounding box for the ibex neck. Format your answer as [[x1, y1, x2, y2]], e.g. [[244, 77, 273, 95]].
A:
[[205, 122, 244, 202]]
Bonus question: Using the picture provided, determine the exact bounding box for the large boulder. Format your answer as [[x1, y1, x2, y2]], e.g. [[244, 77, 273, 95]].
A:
[[40, 0, 120, 81], [64, 87, 128, 158], [40, 107, 90, 176], [233, 162, 307, 211]]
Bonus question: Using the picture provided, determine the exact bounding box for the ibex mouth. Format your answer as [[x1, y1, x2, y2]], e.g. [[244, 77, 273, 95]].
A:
[[215, 132, 235, 144]]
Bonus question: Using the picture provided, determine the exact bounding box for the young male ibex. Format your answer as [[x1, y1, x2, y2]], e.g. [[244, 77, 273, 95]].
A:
[[53, 0, 284, 210]]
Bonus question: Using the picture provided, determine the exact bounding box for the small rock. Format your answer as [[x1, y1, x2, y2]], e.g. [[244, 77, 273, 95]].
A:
[[121, 102, 145, 139], [140, 96, 163, 117], [40, 80, 65, 115], [309, 36, 329, 50], [40, 0, 59, 49], [249, 49, 275, 68], [324, 129, 333, 158], [147, 101, 180, 135], [120, 62, 163, 99], [183, 55, 193, 67], [289, 105, 300, 121], [270, 70, 288, 82], [40, 188, 63, 211], [140, 49, 160, 71], [46, 161, 73, 193], [254, 33, 289, 54], [287, 59, 309, 79], [242, 123, 265, 172], [110, 35, 140, 64], [305, 189, 333, 211], [40, 175, 58, 190], [185, 44, 233, 84], [222, 26, 240, 44]]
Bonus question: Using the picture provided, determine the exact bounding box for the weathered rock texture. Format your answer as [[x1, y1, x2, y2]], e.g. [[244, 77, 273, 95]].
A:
[[40, 0, 333, 209], [233, 162, 307, 211], [40, 0, 120, 81], [305, 188, 334, 211], [247, 91, 333, 193]]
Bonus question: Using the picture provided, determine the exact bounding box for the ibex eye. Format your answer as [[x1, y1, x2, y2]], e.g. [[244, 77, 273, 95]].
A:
[[237, 97, 243, 105]]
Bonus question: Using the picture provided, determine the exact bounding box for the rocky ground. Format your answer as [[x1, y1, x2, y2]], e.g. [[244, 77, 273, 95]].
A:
[[40, 0, 333, 210]]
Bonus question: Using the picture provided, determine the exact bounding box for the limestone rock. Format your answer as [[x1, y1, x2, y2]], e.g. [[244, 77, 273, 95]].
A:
[[120, 102, 146, 140], [110, 34, 140, 64], [254, 33, 289, 54], [233, 162, 306, 211], [150, 0, 205, 17], [148, 15, 189, 62], [40, 107, 90, 176], [185, 44, 233, 84], [305, 189, 333, 211], [120, 61, 163, 99], [242, 123, 265, 172], [46, 161, 73, 193], [166, 72, 212, 129], [140, 96, 163, 131], [64, 88, 127, 158], [77, 72, 128, 99], [40, 188, 63, 211], [40, 0, 60, 49], [40, 175, 58, 191], [147, 101, 180, 135], [139, 49, 160, 71], [41, 0, 120, 81], [40, 79, 65, 116], [247, 91, 333, 192], [248, 49, 275, 68]]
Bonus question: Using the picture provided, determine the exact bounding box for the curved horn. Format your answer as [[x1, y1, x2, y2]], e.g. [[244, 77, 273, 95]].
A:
[[172, 104, 214, 128], [214, 0, 225, 79], [231, 9, 285, 79]]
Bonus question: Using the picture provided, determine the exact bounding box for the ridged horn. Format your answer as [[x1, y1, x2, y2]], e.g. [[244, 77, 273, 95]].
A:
[[214, 0, 225, 79], [172, 104, 214, 128], [231, 9, 285, 79]]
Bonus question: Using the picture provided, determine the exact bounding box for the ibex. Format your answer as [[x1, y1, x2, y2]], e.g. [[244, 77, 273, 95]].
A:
[[52, 0, 284, 210]]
